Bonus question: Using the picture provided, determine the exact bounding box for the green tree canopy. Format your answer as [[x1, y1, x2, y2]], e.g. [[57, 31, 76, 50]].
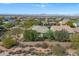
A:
[[23, 19, 41, 28], [65, 21, 75, 28]]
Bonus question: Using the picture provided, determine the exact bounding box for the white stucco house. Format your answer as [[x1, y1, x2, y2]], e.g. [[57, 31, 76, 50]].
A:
[[73, 22, 79, 27], [31, 25, 49, 33]]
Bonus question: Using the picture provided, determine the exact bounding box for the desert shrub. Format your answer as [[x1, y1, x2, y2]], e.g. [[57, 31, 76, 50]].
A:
[[41, 41, 50, 49], [23, 30, 39, 41], [2, 37, 16, 48], [35, 41, 50, 49], [53, 30, 70, 42], [52, 44, 67, 56], [75, 48, 79, 56], [36, 36, 45, 41], [71, 34, 79, 49], [35, 43, 43, 48], [43, 30, 54, 40]]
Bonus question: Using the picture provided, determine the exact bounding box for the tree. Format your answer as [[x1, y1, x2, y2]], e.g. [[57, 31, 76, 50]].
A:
[[65, 21, 75, 28], [23, 19, 41, 29], [23, 30, 39, 41]]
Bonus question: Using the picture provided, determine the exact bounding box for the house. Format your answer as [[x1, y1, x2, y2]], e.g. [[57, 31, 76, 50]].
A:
[[48, 22, 60, 26], [73, 27, 79, 33], [31, 25, 49, 33], [59, 20, 69, 25], [50, 25, 75, 33], [3, 16, 16, 24], [74, 22, 79, 27]]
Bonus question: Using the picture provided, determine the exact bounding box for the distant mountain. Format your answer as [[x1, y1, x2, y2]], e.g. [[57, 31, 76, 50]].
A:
[[0, 14, 79, 17]]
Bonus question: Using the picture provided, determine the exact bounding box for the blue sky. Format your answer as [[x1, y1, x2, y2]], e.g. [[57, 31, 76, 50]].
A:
[[0, 3, 79, 15]]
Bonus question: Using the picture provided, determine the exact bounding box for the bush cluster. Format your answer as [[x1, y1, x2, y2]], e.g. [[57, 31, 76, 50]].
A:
[[2, 37, 17, 49], [23, 30, 39, 41], [52, 44, 67, 56], [23, 29, 70, 42]]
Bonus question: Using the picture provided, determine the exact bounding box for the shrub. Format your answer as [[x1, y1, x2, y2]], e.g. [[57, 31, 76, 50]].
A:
[[75, 48, 79, 56], [65, 21, 75, 28], [71, 34, 79, 49], [23, 30, 39, 41], [36, 36, 45, 41], [3, 22, 14, 28], [35, 41, 49, 49], [2, 37, 16, 48], [53, 30, 70, 42], [34, 41, 51, 50], [52, 44, 67, 56], [43, 30, 54, 40], [35, 43, 42, 47], [41, 41, 50, 49]]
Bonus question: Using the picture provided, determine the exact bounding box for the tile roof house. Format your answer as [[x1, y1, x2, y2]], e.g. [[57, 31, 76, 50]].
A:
[[50, 25, 75, 33]]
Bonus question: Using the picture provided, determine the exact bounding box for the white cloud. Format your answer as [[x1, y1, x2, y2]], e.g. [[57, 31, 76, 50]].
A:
[[40, 4, 46, 8], [34, 4, 47, 8], [1, 3, 12, 4]]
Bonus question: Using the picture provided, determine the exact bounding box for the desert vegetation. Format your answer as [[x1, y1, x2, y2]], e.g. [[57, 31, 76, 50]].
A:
[[0, 15, 79, 56]]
